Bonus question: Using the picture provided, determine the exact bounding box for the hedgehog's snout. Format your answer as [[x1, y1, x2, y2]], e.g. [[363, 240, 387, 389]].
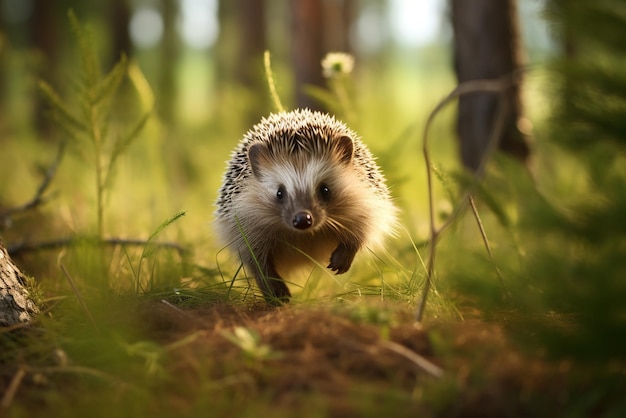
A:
[[292, 211, 313, 230]]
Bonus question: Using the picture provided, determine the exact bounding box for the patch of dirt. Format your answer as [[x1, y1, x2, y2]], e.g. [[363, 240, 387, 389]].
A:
[[139, 302, 578, 417]]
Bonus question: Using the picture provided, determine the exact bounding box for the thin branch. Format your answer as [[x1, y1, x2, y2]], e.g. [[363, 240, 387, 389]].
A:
[[0, 142, 65, 224], [416, 73, 517, 323], [0, 322, 32, 334], [26, 364, 138, 390], [7, 237, 187, 258]]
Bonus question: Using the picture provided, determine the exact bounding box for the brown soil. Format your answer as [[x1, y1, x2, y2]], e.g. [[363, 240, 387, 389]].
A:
[[139, 302, 576, 417]]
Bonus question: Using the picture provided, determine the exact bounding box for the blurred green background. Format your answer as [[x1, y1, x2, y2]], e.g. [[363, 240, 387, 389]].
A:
[[0, 0, 552, 257]]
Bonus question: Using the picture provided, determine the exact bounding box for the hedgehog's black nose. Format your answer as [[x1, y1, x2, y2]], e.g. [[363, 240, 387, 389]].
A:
[[293, 212, 313, 230]]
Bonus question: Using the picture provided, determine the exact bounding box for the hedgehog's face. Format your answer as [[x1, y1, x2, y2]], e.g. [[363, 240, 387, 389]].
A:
[[247, 136, 355, 234]]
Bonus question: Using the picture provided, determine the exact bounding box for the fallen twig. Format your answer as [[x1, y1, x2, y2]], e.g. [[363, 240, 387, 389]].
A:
[[0, 367, 26, 412], [379, 339, 444, 379], [339, 337, 443, 380], [159, 299, 205, 328]]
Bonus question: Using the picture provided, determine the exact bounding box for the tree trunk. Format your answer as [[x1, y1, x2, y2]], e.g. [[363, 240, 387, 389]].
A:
[[0, 27, 6, 134], [324, 0, 354, 53], [236, 0, 268, 123], [235, 0, 267, 89], [0, 240, 38, 327], [291, 0, 325, 111], [451, 0, 531, 171], [32, 0, 60, 136], [159, 0, 180, 125], [109, 0, 132, 66]]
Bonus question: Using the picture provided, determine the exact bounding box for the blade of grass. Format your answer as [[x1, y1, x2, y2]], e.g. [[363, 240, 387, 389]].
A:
[[137, 211, 186, 286], [264, 50, 285, 113], [468, 195, 509, 297], [59, 263, 99, 332]]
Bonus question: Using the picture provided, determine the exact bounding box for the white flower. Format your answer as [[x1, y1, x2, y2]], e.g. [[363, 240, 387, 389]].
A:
[[321, 52, 355, 79]]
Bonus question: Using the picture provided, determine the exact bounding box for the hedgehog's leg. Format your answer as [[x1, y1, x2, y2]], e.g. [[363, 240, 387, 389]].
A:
[[251, 258, 291, 305], [259, 269, 291, 306], [328, 242, 360, 275]]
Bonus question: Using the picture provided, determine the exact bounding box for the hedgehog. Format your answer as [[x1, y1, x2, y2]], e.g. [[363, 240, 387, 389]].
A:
[[215, 109, 397, 304]]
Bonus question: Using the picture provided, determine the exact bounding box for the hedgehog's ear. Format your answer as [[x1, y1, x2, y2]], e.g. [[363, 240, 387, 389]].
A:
[[248, 143, 270, 179], [336, 135, 354, 165]]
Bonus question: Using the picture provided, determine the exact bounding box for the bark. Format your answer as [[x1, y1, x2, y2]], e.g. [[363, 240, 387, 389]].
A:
[[451, 0, 531, 171], [0, 240, 38, 327]]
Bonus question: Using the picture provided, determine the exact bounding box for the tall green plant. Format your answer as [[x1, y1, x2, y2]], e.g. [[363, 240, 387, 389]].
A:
[[39, 10, 151, 239], [528, 0, 626, 359]]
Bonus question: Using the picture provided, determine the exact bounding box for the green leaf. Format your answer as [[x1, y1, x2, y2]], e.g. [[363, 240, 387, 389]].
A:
[[432, 164, 459, 206], [38, 80, 88, 134], [92, 54, 127, 106], [127, 60, 155, 111], [68, 9, 101, 86], [105, 110, 151, 187], [141, 211, 187, 260]]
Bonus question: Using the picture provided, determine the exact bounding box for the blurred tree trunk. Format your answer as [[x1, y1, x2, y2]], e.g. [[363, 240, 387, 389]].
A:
[[0, 240, 38, 327], [214, 0, 268, 123], [109, 0, 132, 64], [215, 0, 236, 85], [556, 2, 578, 117], [0, 31, 6, 130], [236, 0, 266, 89], [236, 0, 268, 122], [291, 0, 325, 111], [32, 0, 59, 136], [325, 0, 354, 53], [159, 0, 179, 125], [451, 0, 530, 172]]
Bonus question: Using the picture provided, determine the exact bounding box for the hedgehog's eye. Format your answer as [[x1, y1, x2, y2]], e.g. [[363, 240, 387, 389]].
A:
[[276, 186, 286, 201], [319, 183, 331, 201]]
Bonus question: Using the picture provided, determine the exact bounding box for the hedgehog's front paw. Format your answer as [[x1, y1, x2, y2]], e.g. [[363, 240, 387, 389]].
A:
[[328, 243, 358, 275], [255, 271, 291, 306]]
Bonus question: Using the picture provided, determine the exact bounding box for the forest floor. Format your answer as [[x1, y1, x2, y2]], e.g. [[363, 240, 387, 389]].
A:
[[141, 303, 585, 417], [143, 302, 563, 417], [158, 302, 625, 417], [5, 296, 622, 418]]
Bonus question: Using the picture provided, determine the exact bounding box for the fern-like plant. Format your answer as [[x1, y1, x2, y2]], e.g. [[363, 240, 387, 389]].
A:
[[39, 10, 151, 239]]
